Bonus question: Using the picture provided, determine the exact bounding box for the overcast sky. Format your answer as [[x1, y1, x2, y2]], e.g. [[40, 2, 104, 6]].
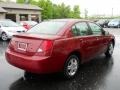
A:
[[52, 0, 120, 16], [9, 0, 120, 16]]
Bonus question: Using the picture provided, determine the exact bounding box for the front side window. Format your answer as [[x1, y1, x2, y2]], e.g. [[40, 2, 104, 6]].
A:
[[89, 22, 102, 35], [71, 25, 79, 36], [71, 22, 89, 36]]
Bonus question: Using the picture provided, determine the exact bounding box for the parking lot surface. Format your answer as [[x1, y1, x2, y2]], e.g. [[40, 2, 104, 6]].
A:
[[0, 28, 120, 90]]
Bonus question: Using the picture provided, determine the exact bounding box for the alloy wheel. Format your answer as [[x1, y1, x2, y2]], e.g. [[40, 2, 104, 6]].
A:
[[1, 33, 8, 41]]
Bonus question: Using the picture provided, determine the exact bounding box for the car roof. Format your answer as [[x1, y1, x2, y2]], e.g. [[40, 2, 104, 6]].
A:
[[0, 19, 12, 21], [47, 19, 90, 23]]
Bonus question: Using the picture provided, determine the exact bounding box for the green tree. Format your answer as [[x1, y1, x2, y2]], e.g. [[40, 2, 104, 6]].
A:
[[53, 3, 72, 19], [59, 3, 71, 18], [16, 0, 35, 4], [72, 5, 80, 18], [16, 0, 81, 20], [52, 4, 59, 19], [16, 0, 25, 3], [0, 0, 5, 2], [37, 0, 53, 20]]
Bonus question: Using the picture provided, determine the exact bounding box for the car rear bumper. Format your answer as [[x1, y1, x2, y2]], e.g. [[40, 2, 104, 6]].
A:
[[5, 49, 53, 74]]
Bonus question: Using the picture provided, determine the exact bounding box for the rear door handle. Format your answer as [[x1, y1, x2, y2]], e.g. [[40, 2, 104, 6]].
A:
[[80, 39, 83, 41], [96, 37, 99, 40], [79, 39, 84, 42]]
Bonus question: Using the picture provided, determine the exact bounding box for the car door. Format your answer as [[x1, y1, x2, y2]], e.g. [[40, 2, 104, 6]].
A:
[[88, 22, 106, 56], [74, 22, 97, 62]]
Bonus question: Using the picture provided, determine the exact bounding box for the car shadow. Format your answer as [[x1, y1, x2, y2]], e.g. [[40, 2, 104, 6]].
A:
[[9, 55, 114, 90]]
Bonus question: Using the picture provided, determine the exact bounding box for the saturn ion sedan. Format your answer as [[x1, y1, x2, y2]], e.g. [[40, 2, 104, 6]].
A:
[[5, 19, 115, 79]]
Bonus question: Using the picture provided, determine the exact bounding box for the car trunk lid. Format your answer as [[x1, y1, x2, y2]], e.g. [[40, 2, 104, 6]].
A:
[[9, 34, 61, 56]]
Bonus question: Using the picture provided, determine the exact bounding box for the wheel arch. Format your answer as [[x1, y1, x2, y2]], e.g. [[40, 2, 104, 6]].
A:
[[67, 50, 82, 64], [63, 50, 82, 79], [0, 31, 5, 37], [111, 39, 115, 47]]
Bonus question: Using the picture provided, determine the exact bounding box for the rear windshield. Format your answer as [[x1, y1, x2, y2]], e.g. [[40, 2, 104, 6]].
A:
[[27, 21, 66, 35]]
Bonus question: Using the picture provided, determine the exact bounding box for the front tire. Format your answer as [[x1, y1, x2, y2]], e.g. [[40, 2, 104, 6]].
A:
[[117, 25, 120, 28], [1, 33, 8, 41], [63, 55, 80, 79], [105, 42, 114, 57]]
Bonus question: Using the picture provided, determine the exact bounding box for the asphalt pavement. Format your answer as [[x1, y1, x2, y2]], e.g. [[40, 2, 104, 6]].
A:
[[0, 28, 120, 90]]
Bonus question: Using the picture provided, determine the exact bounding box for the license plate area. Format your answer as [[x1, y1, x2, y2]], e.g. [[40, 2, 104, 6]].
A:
[[18, 42, 27, 51]]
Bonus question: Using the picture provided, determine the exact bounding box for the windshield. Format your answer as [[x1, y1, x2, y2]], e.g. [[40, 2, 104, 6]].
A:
[[0, 20, 20, 27], [27, 21, 66, 35], [97, 20, 105, 23], [25, 21, 37, 26], [110, 19, 120, 23]]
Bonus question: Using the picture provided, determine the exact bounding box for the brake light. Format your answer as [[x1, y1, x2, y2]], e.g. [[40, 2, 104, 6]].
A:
[[41, 40, 53, 51], [35, 40, 53, 56]]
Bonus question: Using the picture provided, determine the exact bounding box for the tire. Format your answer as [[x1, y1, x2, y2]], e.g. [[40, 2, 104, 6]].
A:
[[105, 42, 114, 57], [117, 25, 120, 28], [1, 33, 8, 41], [63, 54, 80, 79]]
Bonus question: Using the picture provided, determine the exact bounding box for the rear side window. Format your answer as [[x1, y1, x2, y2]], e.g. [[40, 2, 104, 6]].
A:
[[71, 25, 79, 36], [71, 22, 89, 36], [75, 22, 89, 36], [27, 21, 66, 35], [89, 22, 102, 35]]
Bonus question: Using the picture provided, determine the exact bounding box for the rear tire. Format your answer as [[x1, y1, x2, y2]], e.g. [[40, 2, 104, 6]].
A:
[[63, 54, 80, 79], [105, 42, 114, 57]]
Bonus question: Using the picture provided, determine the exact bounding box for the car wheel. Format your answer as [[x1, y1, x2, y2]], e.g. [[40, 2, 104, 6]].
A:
[[105, 42, 114, 57], [1, 33, 8, 41], [118, 25, 120, 28], [103, 25, 105, 28], [63, 54, 80, 79]]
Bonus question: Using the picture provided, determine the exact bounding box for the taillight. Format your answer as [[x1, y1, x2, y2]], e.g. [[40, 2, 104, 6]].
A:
[[35, 40, 53, 56]]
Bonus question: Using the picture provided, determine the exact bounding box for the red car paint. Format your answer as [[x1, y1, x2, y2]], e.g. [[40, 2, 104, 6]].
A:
[[5, 19, 115, 74]]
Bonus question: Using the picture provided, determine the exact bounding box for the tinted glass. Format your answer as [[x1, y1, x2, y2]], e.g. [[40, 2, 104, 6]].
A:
[[110, 19, 120, 22], [71, 25, 79, 36], [89, 22, 102, 35], [75, 22, 89, 36], [27, 21, 66, 35]]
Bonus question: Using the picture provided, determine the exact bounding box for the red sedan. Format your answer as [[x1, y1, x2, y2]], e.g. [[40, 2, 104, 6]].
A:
[[5, 19, 115, 79]]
